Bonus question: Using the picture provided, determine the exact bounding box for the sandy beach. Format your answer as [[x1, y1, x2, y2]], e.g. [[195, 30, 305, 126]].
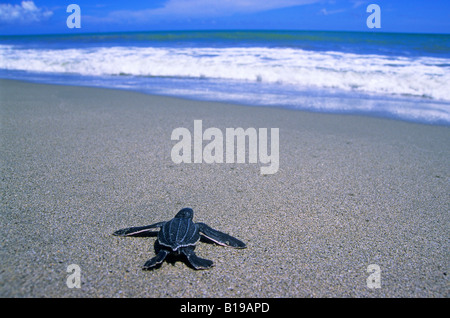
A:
[[0, 79, 448, 297]]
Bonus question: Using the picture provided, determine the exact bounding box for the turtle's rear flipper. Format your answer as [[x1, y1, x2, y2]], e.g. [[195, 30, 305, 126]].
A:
[[197, 223, 246, 248], [113, 222, 166, 237], [182, 247, 214, 270], [143, 249, 169, 270]]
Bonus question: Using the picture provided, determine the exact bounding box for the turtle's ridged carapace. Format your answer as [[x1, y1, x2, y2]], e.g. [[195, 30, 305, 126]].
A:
[[159, 213, 200, 251], [113, 207, 246, 270]]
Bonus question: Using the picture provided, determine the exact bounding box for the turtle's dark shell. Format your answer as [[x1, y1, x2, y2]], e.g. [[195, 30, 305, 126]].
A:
[[113, 207, 246, 270], [158, 208, 200, 251]]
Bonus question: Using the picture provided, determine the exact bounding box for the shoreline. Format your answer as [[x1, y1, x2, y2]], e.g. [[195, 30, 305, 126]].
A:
[[1, 79, 448, 297], [2, 75, 449, 127]]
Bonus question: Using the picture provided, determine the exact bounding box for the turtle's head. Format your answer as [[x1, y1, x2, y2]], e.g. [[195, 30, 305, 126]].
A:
[[175, 207, 194, 219]]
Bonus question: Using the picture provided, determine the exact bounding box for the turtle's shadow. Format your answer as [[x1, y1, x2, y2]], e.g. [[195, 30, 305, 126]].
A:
[[137, 235, 217, 271]]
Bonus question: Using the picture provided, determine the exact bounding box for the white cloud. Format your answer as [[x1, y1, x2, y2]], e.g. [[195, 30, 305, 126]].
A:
[[108, 0, 320, 23], [156, 0, 320, 15], [351, 1, 367, 9], [320, 8, 346, 15], [0, 1, 53, 24]]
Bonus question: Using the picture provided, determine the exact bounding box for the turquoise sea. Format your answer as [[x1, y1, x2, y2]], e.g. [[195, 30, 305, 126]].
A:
[[1, 30, 449, 124]]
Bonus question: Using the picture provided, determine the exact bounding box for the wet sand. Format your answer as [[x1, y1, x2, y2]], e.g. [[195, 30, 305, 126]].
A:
[[0, 79, 448, 297]]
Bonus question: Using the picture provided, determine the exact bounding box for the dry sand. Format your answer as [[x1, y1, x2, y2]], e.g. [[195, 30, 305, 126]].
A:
[[0, 79, 448, 297]]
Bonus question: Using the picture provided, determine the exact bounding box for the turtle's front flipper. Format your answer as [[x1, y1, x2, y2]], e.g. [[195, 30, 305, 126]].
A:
[[197, 223, 246, 248], [113, 222, 166, 237], [181, 247, 214, 270], [143, 249, 170, 270]]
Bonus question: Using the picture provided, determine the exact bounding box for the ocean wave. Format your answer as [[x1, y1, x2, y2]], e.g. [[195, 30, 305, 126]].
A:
[[1, 44, 450, 102]]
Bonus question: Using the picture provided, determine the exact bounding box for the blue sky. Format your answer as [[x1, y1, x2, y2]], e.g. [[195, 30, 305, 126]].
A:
[[0, 0, 449, 35]]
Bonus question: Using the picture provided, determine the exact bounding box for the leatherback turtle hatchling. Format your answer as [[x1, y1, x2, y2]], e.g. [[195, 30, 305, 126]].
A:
[[113, 208, 246, 270]]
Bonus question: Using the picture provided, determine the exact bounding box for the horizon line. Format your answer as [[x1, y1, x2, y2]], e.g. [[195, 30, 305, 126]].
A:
[[2, 28, 450, 37]]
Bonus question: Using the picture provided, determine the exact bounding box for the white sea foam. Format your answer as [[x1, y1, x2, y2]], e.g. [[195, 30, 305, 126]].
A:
[[1, 45, 449, 101], [1, 44, 449, 123]]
